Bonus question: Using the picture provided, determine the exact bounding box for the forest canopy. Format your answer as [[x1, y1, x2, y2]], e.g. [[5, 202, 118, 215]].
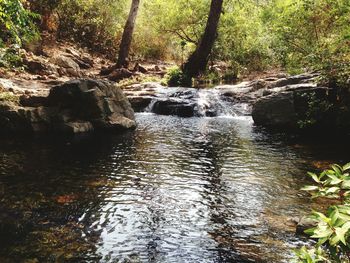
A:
[[0, 0, 349, 85]]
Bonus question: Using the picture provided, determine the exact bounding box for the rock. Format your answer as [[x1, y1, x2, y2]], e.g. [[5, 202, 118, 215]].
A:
[[296, 216, 318, 236], [100, 64, 118, 76], [47, 79, 136, 130], [65, 47, 80, 58], [107, 68, 133, 81], [81, 55, 94, 68], [128, 82, 164, 91], [70, 56, 91, 69], [152, 99, 195, 117], [269, 73, 319, 89], [19, 95, 48, 107], [23, 55, 58, 76], [24, 59, 46, 74], [0, 79, 136, 134], [128, 96, 153, 112], [133, 63, 147, 73], [50, 55, 81, 77], [252, 86, 330, 130], [59, 121, 94, 133], [0, 102, 55, 133]]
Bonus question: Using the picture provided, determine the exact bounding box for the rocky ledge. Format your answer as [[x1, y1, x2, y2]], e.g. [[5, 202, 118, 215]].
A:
[[0, 79, 136, 134], [252, 82, 350, 133]]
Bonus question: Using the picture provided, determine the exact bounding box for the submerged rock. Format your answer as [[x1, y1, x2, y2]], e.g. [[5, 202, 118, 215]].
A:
[[0, 79, 136, 134]]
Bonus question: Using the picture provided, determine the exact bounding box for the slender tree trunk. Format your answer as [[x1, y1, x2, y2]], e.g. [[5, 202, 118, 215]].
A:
[[183, 0, 224, 79], [117, 0, 140, 68]]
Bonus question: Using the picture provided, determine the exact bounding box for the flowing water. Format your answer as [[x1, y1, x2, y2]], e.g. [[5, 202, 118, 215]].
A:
[[0, 106, 349, 262], [144, 87, 246, 117]]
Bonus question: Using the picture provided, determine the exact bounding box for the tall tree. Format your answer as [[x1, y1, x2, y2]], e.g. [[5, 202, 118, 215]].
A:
[[117, 0, 140, 68], [182, 0, 224, 79]]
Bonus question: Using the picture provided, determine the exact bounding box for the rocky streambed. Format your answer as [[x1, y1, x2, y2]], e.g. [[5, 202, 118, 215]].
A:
[[123, 72, 350, 135], [0, 72, 349, 262], [0, 71, 349, 135]]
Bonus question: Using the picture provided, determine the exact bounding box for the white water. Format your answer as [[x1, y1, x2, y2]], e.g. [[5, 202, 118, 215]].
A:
[[196, 89, 237, 117], [145, 87, 245, 118]]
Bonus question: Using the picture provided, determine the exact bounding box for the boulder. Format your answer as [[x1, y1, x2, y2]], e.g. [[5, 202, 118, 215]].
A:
[[0, 79, 136, 134], [252, 86, 331, 130], [107, 68, 133, 81], [51, 55, 81, 77], [128, 96, 153, 112], [151, 99, 195, 117], [133, 63, 147, 73], [47, 79, 136, 130], [100, 64, 118, 76], [19, 95, 48, 107]]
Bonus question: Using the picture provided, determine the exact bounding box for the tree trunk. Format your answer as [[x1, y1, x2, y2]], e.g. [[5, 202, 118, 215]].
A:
[[183, 0, 223, 79], [117, 0, 141, 68]]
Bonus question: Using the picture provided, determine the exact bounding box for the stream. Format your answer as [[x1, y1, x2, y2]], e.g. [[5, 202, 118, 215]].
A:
[[0, 93, 349, 262]]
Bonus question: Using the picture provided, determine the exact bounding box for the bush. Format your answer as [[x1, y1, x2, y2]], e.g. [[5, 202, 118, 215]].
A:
[[0, 0, 39, 46], [0, 45, 23, 68], [266, 0, 350, 86], [295, 163, 350, 262], [165, 67, 192, 87]]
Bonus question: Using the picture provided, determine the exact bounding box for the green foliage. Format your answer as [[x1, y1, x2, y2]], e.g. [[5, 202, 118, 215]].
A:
[[165, 66, 192, 87], [297, 92, 333, 129], [295, 163, 350, 263], [294, 246, 329, 263], [56, 0, 128, 55], [0, 0, 39, 46], [264, 0, 350, 86], [0, 46, 23, 68], [0, 0, 347, 86], [217, 1, 275, 72], [0, 91, 19, 103], [301, 163, 350, 200]]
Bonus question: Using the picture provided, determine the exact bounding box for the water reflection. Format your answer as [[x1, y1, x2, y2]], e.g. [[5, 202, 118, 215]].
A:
[[0, 113, 349, 262]]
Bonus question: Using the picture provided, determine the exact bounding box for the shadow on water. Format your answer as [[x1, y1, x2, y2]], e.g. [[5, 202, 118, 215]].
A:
[[0, 114, 349, 262]]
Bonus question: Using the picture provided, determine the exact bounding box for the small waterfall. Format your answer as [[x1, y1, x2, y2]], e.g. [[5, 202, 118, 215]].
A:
[[196, 89, 237, 117], [144, 87, 243, 118]]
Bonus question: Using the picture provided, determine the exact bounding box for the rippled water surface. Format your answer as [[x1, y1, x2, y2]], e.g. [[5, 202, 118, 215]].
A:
[[0, 113, 348, 263]]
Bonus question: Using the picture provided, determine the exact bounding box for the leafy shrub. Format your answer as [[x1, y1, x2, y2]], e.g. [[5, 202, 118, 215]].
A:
[[0, 91, 19, 103], [0, 45, 23, 68], [53, 0, 128, 56], [297, 92, 333, 129], [295, 163, 350, 262], [165, 67, 192, 87], [266, 0, 350, 87], [0, 0, 39, 45]]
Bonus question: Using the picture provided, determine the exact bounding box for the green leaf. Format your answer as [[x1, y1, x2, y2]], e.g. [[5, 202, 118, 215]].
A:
[[333, 227, 347, 245], [332, 164, 342, 175], [330, 207, 339, 225], [312, 211, 330, 223], [308, 172, 320, 183], [304, 227, 316, 235], [301, 185, 319, 191], [311, 227, 333, 239], [343, 162, 350, 171], [326, 174, 342, 185], [325, 187, 340, 194], [342, 179, 350, 189]]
